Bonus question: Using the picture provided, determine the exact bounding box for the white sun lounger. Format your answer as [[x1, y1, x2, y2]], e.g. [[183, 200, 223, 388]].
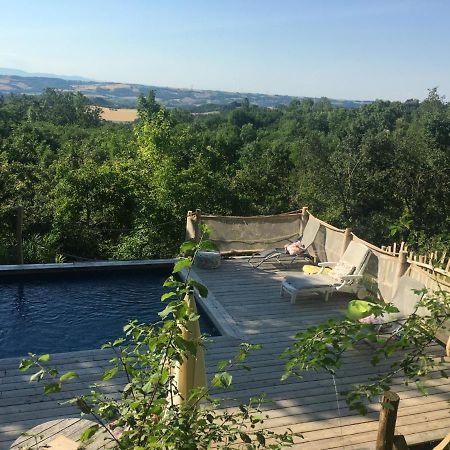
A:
[[280, 241, 371, 304]]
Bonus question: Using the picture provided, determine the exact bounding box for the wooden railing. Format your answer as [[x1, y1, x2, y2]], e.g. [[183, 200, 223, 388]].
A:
[[382, 241, 450, 283]]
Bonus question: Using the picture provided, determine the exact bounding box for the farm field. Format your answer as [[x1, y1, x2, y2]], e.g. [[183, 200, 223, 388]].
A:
[[100, 107, 138, 122]]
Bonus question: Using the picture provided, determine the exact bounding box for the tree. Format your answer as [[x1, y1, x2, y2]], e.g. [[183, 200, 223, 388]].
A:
[[137, 90, 161, 120]]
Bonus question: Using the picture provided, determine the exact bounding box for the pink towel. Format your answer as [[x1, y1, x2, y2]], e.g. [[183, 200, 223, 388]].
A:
[[284, 241, 305, 256]]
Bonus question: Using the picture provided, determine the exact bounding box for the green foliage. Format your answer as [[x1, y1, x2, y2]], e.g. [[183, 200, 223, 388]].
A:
[[19, 236, 298, 448], [282, 289, 450, 414], [0, 89, 449, 262]]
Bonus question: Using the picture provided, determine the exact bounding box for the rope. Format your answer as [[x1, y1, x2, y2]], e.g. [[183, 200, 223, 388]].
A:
[[210, 233, 299, 245], [331, 374, 345, 447], [61, 252, 98, 261]]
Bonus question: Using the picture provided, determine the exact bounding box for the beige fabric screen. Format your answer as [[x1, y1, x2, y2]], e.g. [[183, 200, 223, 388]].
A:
[[409, 264, 450, 291], [305, 213, 345, 263], [191, 211, 303, 254], [352, 236, 398, 301], [186, 209, 449, 300]]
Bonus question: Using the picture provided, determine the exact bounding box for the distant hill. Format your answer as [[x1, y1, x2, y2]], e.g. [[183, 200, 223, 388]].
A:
[[0, 67, 93, 82], [0, 68, 371, 109]]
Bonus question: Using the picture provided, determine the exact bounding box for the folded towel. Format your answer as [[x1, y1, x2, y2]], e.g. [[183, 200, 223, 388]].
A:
[[284, 240, 305, 255]]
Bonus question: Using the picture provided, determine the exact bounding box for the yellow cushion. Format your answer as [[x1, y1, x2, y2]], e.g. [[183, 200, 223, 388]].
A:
[[303, 265, 332, 275]]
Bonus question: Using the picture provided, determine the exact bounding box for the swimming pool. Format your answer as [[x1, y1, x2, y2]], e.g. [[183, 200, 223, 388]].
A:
[[0, 268, 218, 359]]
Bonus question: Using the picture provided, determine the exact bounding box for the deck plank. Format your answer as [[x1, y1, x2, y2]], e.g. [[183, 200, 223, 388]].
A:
[[1, 259, 449, 449]]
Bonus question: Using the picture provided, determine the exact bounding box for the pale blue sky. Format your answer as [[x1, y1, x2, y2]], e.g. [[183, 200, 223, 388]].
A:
[[1, 0, 449, 100]]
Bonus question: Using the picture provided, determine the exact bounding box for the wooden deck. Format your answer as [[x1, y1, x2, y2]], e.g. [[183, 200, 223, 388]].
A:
[[1, 259, 450, 449]]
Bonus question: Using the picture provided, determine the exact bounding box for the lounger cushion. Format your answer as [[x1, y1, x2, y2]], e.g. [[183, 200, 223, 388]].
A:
[[303, 265, 332, 275], [284, 274, 338, 289], [330, 262, 355, 282]]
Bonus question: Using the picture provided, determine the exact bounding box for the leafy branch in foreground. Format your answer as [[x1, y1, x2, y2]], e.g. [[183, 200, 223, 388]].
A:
[[281, 288, 450, 414], [19, 227, 299, 449]]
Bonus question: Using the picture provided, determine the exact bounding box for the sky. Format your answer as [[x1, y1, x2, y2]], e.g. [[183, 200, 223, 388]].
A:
[[1, 0, 449, 101]]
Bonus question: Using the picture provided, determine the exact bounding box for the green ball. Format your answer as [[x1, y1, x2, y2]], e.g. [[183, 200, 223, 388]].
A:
[[347, 300, 376, 320]]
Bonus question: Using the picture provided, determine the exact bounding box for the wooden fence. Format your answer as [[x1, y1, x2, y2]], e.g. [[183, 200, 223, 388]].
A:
[[382, 241, 450, 285]]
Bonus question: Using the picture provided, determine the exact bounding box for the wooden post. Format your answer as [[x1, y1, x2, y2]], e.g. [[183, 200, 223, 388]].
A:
[[393, 251, 408, 294], [194, 208, 202, 242], [16, 205, 24, 265], [341, 227, 352, 257], [186, 211, 196, 241], [300, 206, 308, 235], [392, 435, 408, 450], [376, 390, 400, 450]]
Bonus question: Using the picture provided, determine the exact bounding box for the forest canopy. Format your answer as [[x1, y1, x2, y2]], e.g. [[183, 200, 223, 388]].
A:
[[0, 88, 448, 263]]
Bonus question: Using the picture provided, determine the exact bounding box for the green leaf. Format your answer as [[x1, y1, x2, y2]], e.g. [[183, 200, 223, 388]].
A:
[[44, 382, 62, 394], [142, 380, 153, 393], [161, 291, 177, 302], [200, 223, 211, 236], [198, 240, 218, 251], [101, 367, 118, 381], [163, 277, 179, 287], [256, 431, 266, 446], [158, 302, 178, 319], [112, 337, 125, 346], [60, 371, 78, 382], [38, 354, 50, 362], [217, 359, 230, 370], [30, 370, 45, 382], [239, 432, 252, 443], [80, 424, 99, 442], [19, 359, 33, 372], [173, 258, 192, 273], [160, 368, 169, 384], [190, 280, 208, 298], [211, 371, 233, 389], [179, 241, 196, 255]]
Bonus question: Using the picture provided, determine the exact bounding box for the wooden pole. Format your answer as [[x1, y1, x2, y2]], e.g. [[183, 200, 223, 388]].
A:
[[341, 227, 352, 257], [393, 251, 408, 294], [194, 208, 202, 242], [392, 435, 408, 450], [185, 210, 196, 241], [301, 206, 309, 235], [376, 390, 400, 450], [16, 205, 24, 265]]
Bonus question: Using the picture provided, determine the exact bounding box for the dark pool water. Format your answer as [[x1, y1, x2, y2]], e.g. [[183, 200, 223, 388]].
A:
[[0, 268, 218, 359]]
